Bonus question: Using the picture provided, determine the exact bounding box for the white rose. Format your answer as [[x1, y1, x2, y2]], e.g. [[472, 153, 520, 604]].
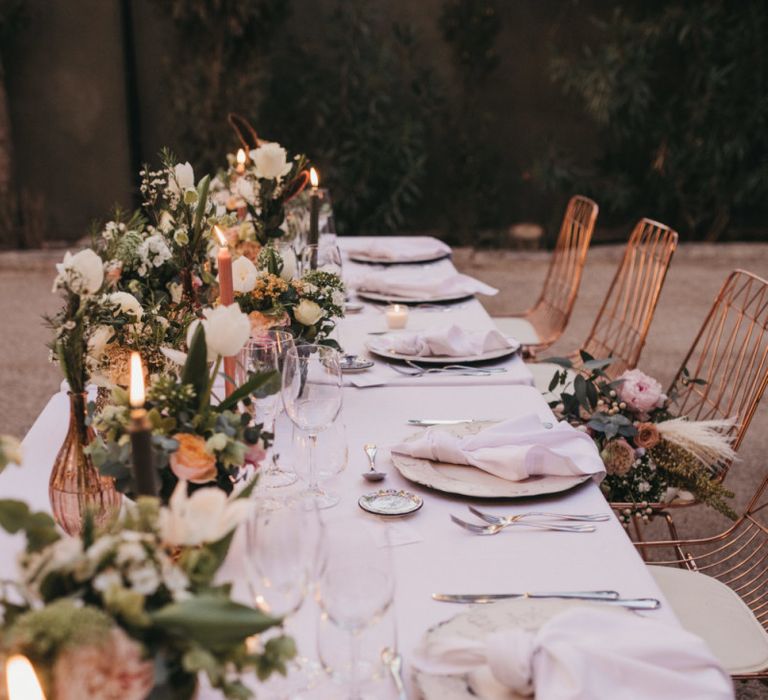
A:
[[232, 256, 258, 293], [187, 304, 251, 359], [168, 161, 195, 197], [159, 482, 251, 547], [107, 291, 143, 320], [251, 143, 292, 180], [92, 568, 122, 593], [55, 249, 104, 295], [294, 299, 324, 326], [331, 289, 345, 308], [234, 177, 257, 205]]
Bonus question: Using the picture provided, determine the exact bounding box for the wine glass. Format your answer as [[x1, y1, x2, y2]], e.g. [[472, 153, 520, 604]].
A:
[[245, 330, 297, 488], [300, 242, 343, 277], [281, 344, 343, 509], [316, 517, 395, 698], [244, 499, 321, 694]]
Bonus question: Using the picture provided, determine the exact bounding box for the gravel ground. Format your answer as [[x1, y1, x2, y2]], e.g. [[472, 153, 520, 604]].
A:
[[1, 243, 767, 697]]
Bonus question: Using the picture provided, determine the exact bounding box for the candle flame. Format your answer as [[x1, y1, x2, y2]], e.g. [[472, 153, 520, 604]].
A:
[[213, 225, 227, 248], [310, 167, 319, 188], [129, 352, 145, 409], [5, 655, 46, 700], [236, 148, 246, 166]]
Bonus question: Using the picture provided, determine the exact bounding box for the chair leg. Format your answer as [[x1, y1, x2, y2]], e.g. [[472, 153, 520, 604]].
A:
[[630, 516, 650, 562]]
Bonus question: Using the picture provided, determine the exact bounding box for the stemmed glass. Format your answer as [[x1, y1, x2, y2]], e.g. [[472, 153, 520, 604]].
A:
[[300, 242, 343, 277], [281, 344, 343, 509], [316, 518, 395, 698], [241, 330, 297, 488], [244, 499, 320, 694]]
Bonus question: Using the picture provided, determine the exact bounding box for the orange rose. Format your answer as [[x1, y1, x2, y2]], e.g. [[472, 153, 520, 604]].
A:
[[169, 433, 217, 483], [248, 310, 290, 337], [635, 422, 661, 449]]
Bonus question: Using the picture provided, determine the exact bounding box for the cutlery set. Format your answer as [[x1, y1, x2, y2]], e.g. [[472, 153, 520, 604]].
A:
[[391, 362, 507, 378], [451, 506, 610, 535]]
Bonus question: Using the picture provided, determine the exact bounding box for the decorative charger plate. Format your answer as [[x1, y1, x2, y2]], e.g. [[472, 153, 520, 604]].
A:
[[391, 422, 591, 498], [358, 489, 424, 516], [365, 338, 520, 366], [357, 290, 473, 305], [414, 598, 628, 700], [348, 251, 451, 265]]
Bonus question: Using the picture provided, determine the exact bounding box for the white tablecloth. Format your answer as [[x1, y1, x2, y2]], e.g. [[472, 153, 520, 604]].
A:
[[1, 236, 679, 699]]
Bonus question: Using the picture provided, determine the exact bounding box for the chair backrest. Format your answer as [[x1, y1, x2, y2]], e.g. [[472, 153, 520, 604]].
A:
[[529, 195, 598, 346], [666, 270, 768, 468], [581, 218, 678, 377]]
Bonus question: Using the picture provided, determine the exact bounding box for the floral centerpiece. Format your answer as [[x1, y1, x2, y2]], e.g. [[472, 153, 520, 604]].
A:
[[210, 141, 309, 260], [89, 308, 279, 503], [0, 484, 295, 699], [230, 248, 345, 347], [547, 353, 736, 526]]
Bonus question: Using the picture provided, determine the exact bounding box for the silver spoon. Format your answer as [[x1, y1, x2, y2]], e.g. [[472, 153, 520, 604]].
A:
[[362, 443, 386, 482], [381, 647, 407, 700]]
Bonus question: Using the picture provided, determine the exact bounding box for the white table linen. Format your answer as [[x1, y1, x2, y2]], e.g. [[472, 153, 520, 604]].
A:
[[346, 236, 451, 262], [413, 606, 733, 699], [390, 414, 605, 482], [375, 325, 515, 357]]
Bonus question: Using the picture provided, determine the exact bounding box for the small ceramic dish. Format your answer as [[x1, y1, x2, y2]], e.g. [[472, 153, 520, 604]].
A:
[[358, 489, 424, 516]]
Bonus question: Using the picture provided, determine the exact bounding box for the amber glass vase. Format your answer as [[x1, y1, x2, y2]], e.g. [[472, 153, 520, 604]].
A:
[[49, 392, 122, 535]]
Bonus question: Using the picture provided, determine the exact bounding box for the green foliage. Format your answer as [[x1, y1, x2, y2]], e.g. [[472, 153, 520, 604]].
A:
[[535, 1, 768, 240], [261, 1, 440, 234], [148, 0, 291, 173]]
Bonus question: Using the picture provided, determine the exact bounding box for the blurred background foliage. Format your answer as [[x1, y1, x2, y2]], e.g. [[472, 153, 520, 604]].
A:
[[2, 0, 767, 245]]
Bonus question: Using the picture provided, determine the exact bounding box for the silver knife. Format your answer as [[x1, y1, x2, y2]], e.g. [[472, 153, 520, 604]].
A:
[[408, 418, 483, 426], [433, 593, 660, 610], [433, 591, 619, 603]]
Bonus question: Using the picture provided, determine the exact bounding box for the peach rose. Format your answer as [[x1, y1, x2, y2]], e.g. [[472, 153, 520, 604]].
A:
[[169, 433, 217, 483], [635, 422, 661, 449]]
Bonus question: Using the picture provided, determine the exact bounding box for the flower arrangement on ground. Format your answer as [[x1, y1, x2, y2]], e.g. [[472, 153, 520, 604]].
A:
[[89, 313, 279, 503], [0, 434, 21, 471], [210, 141, 309, 255], [231, 247, 345, 347], [547, 353, 736, 526], [0, 483, 295, 699]]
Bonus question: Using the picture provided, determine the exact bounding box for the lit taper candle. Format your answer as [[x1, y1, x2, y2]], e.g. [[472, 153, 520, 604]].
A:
[[129, 352, 158, 497], [214, 226, 236, 397], [5, 655, 46, 700], [235, 147, 247, 175], [308, 167, 320, 254]]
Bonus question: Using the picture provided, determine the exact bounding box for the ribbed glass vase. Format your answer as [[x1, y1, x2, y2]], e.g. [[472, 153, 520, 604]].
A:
[[48, 392, 122, 535]]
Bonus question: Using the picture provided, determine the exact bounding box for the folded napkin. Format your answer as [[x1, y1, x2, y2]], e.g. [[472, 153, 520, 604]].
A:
[[351, 268, 497, 299], [378, 325, 516, 358], [413, 606, 734, 700], [347, 237, 450, 261], [390, 414, 604, 481]]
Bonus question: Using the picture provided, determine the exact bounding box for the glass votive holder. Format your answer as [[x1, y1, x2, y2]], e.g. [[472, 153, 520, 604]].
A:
[[385, 304, 409, 329]]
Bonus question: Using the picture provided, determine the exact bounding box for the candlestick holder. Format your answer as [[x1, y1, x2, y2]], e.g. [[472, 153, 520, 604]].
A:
[[49, 392, 122, 535]]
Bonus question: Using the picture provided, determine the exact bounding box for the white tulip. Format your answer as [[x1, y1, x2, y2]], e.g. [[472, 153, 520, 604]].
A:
[[279, 248, 297, 281], [294, 299, 324, 326], [168, 161, 195, 198], [107, 291, 143, 320], [187, 304, 251, 360], [55, 249, 104, 295], [251, 143, 292, 180], [159, 481, 251, 547], [231, 256, 258, 293]]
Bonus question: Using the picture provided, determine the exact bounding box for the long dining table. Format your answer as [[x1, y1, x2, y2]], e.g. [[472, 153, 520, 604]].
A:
[[0, 236, 679, 698]]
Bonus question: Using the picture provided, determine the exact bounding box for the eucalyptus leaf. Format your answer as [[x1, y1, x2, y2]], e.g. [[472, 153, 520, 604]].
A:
[[218, 370, 280, 412]]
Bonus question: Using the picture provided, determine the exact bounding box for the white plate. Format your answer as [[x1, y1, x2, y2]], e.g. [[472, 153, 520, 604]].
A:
[[414, 599, 628, 700], [357, 290, 473, 305], [390, 422, 591, 498], [358, 489, 424, 516], [349, 251, 450, 265], [365, 338, 520, 365]]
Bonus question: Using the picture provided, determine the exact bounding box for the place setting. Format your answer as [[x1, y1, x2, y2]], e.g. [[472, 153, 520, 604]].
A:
[[346, 236, 453, 265]]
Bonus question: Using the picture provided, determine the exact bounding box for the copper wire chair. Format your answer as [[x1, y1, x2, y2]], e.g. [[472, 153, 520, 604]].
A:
[[637, 471, 768, 680], [617, 270, 768, 543], [579, 218, 678, 377], [494, 196, 598, 357]]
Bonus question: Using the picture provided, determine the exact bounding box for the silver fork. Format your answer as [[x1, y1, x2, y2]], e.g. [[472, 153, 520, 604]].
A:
[[468, 506, 610, 524], [451, 514, 595, 535]]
